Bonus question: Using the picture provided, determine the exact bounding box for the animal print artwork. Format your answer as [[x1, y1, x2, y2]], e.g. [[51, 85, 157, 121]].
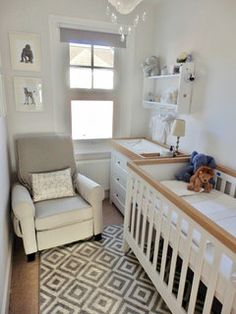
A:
[[20, 44, 34, 63], [24, 87, 36, 105]]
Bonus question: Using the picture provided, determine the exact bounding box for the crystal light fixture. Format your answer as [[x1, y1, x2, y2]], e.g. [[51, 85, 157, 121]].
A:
[[108, 0, 143, 14], [106, 0, 146, 42]]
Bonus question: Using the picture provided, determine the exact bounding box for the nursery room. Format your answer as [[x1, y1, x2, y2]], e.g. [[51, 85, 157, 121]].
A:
[[0, 0, 236, 313]]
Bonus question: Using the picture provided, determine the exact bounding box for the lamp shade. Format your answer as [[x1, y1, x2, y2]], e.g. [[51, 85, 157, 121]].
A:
[[108, 0, 143, 14], [171, 119, 186, 137]]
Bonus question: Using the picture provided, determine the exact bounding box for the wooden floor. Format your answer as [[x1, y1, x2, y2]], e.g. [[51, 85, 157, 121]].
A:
[[9, 199, 123, 314]]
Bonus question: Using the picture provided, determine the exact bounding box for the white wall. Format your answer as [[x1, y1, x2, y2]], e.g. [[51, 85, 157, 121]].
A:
[[0, 117, 11, 314], [0, 0, 156, 168], [153, 0, 236, 169]]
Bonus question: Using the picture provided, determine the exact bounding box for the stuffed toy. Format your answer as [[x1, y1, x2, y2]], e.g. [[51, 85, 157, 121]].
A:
[[142, 56, 160, 77], [187, 166, 215, 193], [175, 151, 216, 184]]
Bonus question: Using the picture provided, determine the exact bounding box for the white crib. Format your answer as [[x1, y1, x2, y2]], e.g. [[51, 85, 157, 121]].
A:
[[123, 157, 236, 314]]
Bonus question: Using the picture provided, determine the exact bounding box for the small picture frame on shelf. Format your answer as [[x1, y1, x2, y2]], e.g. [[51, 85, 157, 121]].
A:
[[14, 76, 43, 112], [0, 74, 7, 117], [9, 32, 41, 72]]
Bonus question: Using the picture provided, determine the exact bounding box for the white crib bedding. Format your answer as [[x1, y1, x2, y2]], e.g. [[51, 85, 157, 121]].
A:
[[161, 180, 236, 238]]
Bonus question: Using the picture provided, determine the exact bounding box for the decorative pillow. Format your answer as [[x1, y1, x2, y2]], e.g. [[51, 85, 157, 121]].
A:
[[31, 168, 75, 202]]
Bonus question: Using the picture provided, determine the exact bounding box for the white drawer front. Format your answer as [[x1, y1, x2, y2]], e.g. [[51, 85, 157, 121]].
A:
[[112, 184, 126, 207], [112, 151, 129, 172], [111, 170, 127, 189]]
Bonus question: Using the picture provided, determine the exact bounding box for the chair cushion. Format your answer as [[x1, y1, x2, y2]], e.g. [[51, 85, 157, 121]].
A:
[[32, 168, 75, 202], [16, 134, 77, 191], [35, 195, 93, 231]]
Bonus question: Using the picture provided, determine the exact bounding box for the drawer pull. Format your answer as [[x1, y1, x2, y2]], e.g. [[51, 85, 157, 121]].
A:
[[117, 161, 121, 165], [116, 178, 120, 181], [116, 193, 119, 198]]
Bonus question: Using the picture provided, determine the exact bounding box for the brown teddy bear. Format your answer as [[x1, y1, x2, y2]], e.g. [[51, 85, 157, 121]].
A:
[[187, 166, 215, 193]]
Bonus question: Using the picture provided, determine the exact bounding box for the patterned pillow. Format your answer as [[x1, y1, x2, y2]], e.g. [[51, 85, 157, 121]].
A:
[[31, 168, 75, 202]]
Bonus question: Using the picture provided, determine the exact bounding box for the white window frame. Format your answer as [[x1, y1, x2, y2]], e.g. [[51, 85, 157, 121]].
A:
[[69, 43, 115, 90], [49, 15, 135, 139]]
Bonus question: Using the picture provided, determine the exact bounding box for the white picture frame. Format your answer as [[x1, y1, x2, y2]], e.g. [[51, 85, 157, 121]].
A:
[[0, 75, 7, 117], [9, 32, 41, 72], [14, 77, 43, 112]]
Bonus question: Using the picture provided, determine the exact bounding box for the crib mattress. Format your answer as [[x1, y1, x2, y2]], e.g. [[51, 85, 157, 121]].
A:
[[161, 180, 236, 238]]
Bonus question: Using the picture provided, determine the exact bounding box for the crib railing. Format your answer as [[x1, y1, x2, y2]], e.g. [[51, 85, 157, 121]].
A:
[[123, 162, 236, 314]]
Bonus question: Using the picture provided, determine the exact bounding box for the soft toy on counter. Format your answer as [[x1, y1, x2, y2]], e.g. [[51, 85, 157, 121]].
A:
[[175, 151, 216, 185], [142, 56, 160, 77], [187, 166, 214, 193]]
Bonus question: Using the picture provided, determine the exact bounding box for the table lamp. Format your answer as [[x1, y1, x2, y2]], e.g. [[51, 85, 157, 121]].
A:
[[171, 119, 185, 155]]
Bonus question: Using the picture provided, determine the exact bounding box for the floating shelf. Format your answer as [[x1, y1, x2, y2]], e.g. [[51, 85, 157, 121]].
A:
[[143, 101, 178, 110], [142, 62, 195, 114], [145, 74, 180, 80]]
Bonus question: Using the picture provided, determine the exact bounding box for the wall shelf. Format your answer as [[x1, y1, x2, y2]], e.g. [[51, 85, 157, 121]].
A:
[[142, 62, 195, 114], [143, 101, 178, 111], [145, 74, 180, 80]]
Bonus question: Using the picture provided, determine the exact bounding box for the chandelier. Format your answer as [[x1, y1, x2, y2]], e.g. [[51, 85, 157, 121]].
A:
[[108, 0, 143, 14], [106, 0, 146, 41]]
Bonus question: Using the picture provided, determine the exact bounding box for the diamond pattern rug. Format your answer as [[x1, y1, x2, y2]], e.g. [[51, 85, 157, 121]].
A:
[[40, 225, 171, 314]]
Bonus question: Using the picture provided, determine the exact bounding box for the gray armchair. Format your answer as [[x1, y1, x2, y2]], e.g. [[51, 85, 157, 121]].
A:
[[11, 134, 104, 261]]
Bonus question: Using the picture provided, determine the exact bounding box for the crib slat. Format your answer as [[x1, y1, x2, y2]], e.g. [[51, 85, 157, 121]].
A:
[[167, 214, 182, 294], [130, 179, 138, 237], [141, 189, 149, 252], [202, 250, 221, 314], [221, 283, 235, 314], [160, 206, 173, 281], [123, 175, 133, 230], [230, 183, 236, 197], [135, 183, 144, 243], [147, 192, 155, 261], [177, 224, 194, 306], [152, 199, 163, 269], [220, 180, 226, 193], [187, 235, 207, 314]]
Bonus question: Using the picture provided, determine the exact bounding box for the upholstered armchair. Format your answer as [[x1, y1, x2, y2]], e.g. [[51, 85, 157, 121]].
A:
[[11, 134, 104, 261]]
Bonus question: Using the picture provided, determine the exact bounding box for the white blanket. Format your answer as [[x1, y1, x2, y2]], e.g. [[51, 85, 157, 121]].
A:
[[161, 180, 236, 238]]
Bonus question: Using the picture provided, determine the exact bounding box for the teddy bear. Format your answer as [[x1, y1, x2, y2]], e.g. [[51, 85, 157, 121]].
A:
[[142, 56, 160, 77], [187, 166, 215, 193], [175, 151, 216, 184]]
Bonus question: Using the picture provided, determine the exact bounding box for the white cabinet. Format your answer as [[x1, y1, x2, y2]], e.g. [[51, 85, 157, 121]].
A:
[[143, 62, 195, 114], [110, 151, 130, 215], [110, 138, 184, 215]]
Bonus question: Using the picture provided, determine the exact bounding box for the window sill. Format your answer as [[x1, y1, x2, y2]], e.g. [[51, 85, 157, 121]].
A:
[[73, 138, 112, 161]]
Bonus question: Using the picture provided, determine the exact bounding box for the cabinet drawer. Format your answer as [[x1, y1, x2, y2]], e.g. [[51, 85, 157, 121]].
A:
[[111, 170, 127, 189], [112, 151, 129, 172], [112, 184, 126, 208]]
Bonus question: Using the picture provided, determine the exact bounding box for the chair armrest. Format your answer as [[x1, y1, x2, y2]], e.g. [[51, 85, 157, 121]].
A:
[[75, 174, 105, 205], [12, 184, 35, 220]]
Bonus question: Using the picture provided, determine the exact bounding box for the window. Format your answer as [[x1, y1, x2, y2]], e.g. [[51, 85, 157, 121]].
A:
[[71, 100, 113, 140], [69, 43, 115, 140], [69, 44, 114, 90]]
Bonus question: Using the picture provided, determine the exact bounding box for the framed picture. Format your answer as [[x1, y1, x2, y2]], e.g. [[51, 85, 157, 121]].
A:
[[0, 75, 7, 117], [14, 77, 43, 112], [9, 32, 41, 72]]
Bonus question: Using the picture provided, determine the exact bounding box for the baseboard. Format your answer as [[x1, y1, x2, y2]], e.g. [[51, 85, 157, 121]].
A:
[[1, 236, 13, 314]]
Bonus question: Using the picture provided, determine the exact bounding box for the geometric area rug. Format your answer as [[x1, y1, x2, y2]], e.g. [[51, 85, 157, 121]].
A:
[[40, 225, 171, 314]]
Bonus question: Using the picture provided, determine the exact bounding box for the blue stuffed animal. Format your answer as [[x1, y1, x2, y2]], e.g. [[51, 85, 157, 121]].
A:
[[175, 151, 216, 183]]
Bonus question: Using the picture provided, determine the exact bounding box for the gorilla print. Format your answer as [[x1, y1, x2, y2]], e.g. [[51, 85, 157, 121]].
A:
[[9, 32, 41, 71]]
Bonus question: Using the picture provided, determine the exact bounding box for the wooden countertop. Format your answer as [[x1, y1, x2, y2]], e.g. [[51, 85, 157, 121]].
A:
[[111, 137, 189, 160]]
